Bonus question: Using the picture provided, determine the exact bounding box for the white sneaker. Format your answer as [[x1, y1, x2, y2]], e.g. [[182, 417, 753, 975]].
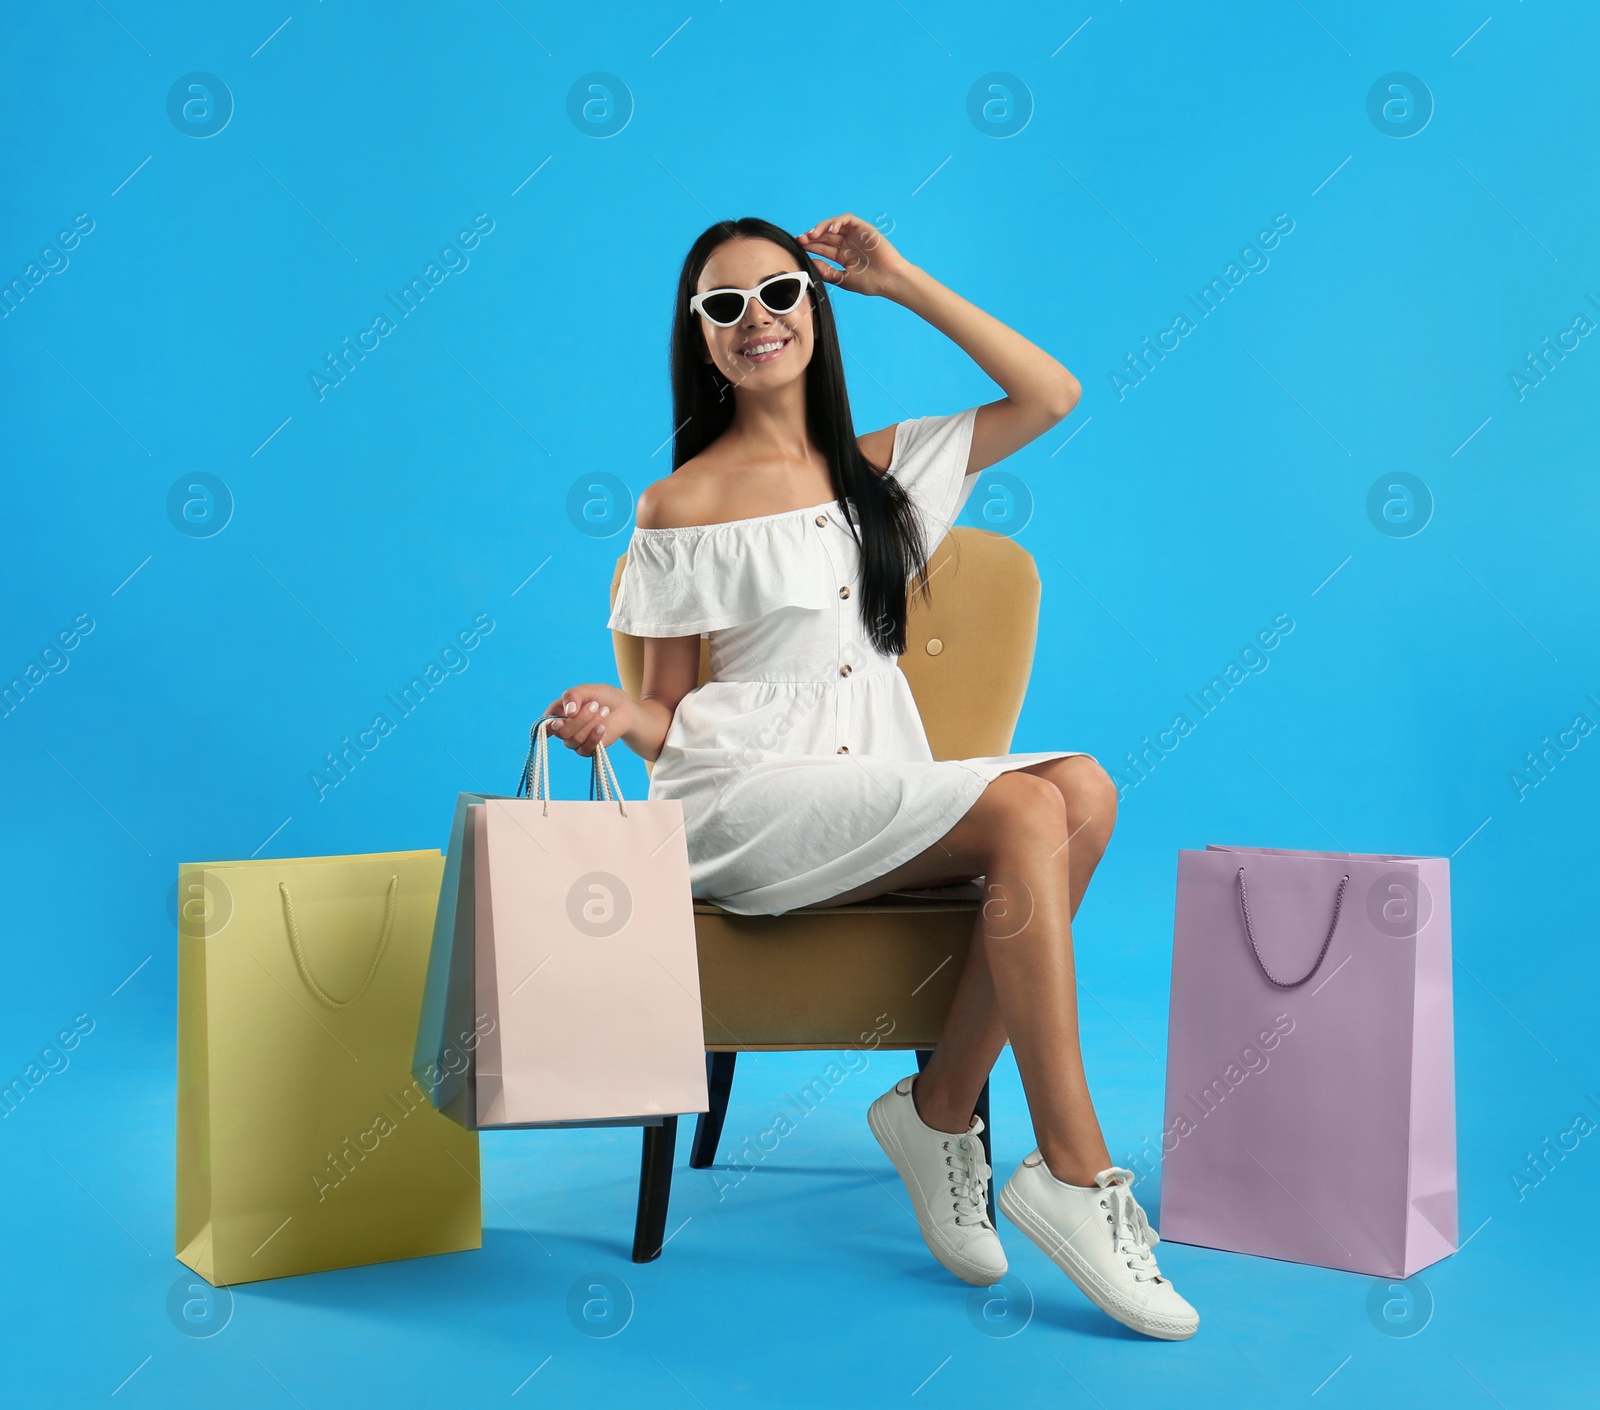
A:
[[866, 1076, 1007, 1286], [998, 1152, 1199, 1340]]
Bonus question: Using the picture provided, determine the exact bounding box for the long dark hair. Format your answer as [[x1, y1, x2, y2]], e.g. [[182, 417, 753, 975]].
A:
[[668, 217, 932, 657]]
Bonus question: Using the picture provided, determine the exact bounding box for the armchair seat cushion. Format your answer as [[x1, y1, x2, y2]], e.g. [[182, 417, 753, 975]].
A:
[[692, 899, 979, 1050]]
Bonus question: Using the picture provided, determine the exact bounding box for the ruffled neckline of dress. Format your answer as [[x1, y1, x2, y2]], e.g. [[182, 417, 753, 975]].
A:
[[606, 505, 844, 636], [606, 411, 976, 638]]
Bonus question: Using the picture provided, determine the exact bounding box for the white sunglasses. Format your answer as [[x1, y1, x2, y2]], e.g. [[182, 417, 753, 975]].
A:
[[689, 270, 814, 327]]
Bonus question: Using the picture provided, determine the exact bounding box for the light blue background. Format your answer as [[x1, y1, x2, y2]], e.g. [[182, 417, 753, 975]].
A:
[[2, 2, 1595, 1404]]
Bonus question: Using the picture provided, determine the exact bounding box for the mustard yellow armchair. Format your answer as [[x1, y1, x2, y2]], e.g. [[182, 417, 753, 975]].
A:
[[611, 526, 1046, 1259]]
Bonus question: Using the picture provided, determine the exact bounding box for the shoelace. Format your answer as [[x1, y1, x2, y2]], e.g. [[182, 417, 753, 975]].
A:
[[943, 1132, 993, 1228], [1099, 1172, 1164, 1284]]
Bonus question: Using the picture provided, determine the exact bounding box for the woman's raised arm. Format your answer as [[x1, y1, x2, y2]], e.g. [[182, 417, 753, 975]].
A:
[[798, 212, 1080, 475]]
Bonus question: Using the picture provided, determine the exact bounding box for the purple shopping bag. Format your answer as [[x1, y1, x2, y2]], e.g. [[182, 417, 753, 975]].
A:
[[1159, 845, 1457, 1277]]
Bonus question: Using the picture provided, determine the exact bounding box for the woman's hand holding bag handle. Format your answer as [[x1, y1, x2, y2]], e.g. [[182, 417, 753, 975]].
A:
[[541, 684, 636, 757]]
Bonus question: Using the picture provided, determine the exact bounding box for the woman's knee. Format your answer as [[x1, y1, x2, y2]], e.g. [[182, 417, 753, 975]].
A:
[[979, 771, 1069, 853], [1060, 756, 1119, 836]]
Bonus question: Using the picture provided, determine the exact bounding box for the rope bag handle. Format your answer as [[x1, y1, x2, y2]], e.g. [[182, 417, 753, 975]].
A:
[[279, 873, 398, 1009], [516, 713, 627, 818], [1235, 866, 1349, 989]]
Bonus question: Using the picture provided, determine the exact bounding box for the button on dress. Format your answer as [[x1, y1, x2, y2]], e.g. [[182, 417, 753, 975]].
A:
[[606, 406, 1094, 916]]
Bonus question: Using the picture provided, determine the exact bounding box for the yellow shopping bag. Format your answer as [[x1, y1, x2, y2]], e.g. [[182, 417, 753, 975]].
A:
[[176, 849, 481, 1285]]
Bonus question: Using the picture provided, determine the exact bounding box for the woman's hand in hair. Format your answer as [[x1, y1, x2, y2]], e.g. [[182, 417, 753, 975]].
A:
[[797, 213, 918, 300], [542, 684, 634, 758]]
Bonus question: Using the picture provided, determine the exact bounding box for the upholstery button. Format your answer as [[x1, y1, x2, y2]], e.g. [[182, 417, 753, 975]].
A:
[[839, 663, 852, 677], [837, 744, 849, 753], [926, 637, 944, 656], [814, 514, 827, 526], [839, 585, 850, 599]]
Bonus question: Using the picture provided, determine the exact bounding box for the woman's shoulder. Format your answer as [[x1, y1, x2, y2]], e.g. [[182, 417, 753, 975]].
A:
[[635, 455, 725, 532], [634, 438, 837, 533]]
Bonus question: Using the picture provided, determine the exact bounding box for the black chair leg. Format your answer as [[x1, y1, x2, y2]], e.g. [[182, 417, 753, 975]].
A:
[[915, 1050, 996, 1225], [631, 1115, 678, 1263], [689, 1052, 737, 1169]]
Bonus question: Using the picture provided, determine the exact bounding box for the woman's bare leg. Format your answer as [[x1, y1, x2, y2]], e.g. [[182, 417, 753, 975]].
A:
[[817, 756, 1121, 1184], [915, 757, 1116, 1143]]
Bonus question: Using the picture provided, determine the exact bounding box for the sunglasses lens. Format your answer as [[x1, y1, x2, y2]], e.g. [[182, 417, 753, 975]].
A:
[[700, 292, 746, 325], [759, 276, 804, 313]]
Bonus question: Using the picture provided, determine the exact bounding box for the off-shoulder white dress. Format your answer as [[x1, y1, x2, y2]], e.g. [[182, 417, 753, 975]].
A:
[[606, 406, 1094, 916]]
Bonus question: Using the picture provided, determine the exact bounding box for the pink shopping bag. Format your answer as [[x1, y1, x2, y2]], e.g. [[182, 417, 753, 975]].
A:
[[1159, 844, 1457, 1277], [470, 717, 709, 1127]]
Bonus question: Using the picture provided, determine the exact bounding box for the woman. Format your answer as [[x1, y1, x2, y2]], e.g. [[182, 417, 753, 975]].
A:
[[547, 214, 1199, 1340]]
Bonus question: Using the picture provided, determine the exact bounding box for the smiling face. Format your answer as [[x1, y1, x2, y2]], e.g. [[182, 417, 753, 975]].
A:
[[694, 237, 816, 392]]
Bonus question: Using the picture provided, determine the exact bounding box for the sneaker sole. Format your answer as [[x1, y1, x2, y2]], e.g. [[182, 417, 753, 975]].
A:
[[998, 1181, 1197, 1341], [866, 1096, 1005, 1287]]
